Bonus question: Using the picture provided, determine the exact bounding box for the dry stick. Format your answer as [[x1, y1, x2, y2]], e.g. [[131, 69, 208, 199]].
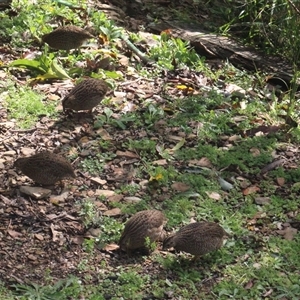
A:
[[287, 0, 300, 16], [120, 35, 157, 67]]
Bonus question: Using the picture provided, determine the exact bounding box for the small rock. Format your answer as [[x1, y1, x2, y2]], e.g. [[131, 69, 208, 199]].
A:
[[123, 196, 142, 203], [171, 182, 190, 192], [95, 189, 115, 197], [226, 84, 246, 98], [254, 197, 270, 205], [90, 177, 107, 185], [49, 191, 70, 204], [20, 186, 51, 199], [103, 208, 122, 216], [85, 228, 102, 237], [107, 194, 123, 202], [20, 147, 35, 156], [3, 151, 16, 156]]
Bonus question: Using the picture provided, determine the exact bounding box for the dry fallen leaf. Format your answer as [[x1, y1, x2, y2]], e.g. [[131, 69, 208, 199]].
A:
[[188, 157, 212, 168], [103, 243, 120, 252], [35, 234, 44, 241], [243, 185, 260, 196], [103, 208, 122, 216], [276, 177, 285, 186], [7, 230, 23, 238], [277, 226, 298, 240], [171, 182, 190, 192], [205, 191, 221, 200]]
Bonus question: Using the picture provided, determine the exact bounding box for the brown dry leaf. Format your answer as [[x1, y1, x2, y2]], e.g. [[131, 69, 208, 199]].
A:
[[90, 177, 107, 185], [94, 201, 108, 211], [95, 189, 115, 197], [244, 279, 254, 289], [205, 191, 221, 200], [107, 195, 123, 202], [103, 208, 122, 216], [103, 243, 120, 251], [49, 191, 69, 204], [116, 150, 139, 158], [7, 230, 23, 238], [240, 180, 250, 189], [263, 289, 273, 297], [243, 185, 260, 195], [46, 214, 60, 220], [171, 182, 190, 192], [118, 55, 129, 66], [152, 159, 168, 166], [228, 135, 241, 142], [20, 147, 35, 156], [78, 136, 90, 146], [188, 157, 212, 167], [276, 177, 285, 186], [252, 212, 267, 219], [50, 224, 60, 242], [96, 128, 112, 140], [28, 255, 37, 261], [35, 234, 44, 241], [277, 226, 298, 240], [250, 148, 260, 157]]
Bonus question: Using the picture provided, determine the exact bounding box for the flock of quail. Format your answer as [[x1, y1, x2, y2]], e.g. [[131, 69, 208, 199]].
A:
[[119, 210, 228, 258], [13, 25, 229, 260]]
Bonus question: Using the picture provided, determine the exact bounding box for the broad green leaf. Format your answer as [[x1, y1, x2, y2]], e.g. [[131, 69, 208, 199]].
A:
[[50, 59, 71, 79], [10, 59, 46, 72]]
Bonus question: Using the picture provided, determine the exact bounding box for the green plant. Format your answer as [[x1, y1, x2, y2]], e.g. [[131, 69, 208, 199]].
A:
[[149, 35, 206, 70], [80, 155, 105, 176], [12, 277, 82, 300], [98, 216, 123, 244], [3, 80, 58, 128], [93, 108, 137, 129], [77, 199, 101, 227], [10, 52, 70, 80]]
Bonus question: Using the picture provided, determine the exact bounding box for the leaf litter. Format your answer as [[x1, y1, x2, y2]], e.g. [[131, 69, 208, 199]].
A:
[[0, 0, 300, 298]]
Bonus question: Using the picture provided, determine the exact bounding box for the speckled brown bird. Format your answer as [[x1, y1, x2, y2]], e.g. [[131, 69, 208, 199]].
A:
[[62, 78, 108, 112], [14, 151, 75, 185], [119, 210, 167, 253], [41, 25, 94, 50], [163, 222, 227, 258]]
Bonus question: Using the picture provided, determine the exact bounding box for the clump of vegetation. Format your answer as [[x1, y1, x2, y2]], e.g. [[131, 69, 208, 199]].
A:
[[3, 80, 57, 128]]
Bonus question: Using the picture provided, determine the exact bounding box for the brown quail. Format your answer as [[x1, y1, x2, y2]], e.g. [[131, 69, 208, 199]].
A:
[[119, 210, 167, 253], [163, 222, 227, 259], [62, 78, 108, 112], [41, 25, 94, 50], [14, 151, 75, 185]]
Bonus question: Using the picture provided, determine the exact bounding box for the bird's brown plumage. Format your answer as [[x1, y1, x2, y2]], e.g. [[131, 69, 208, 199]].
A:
[[62, 78, 108, 112], [14, 151, 75, 185], [42, 25, 94, 50], [163, 222, 227, 257], [119, 210, 167, 252]]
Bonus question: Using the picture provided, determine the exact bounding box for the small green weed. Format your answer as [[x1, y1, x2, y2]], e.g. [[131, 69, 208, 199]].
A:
[[149, 36, 206, 70], [12, 277, 82, 300], [77, 199, 101, 227], [3, 80, 57, 129]]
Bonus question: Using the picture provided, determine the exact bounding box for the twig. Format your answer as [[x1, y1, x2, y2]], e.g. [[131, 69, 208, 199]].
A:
[[287, 0, 300, 16], [120, 35, 157, 67]]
